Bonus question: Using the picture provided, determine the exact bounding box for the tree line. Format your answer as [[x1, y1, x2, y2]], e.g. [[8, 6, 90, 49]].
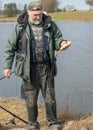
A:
[[0, 0, 58, 17], [0, 0, 93, 17]]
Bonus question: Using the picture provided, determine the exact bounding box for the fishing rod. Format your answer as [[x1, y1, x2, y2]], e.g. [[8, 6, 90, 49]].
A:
[[0, 71, 28, 124], [0, 105, 28, 124], [0, 71, 15, 80]]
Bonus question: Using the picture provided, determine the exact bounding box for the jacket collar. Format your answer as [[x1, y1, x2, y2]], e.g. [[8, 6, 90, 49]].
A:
[[17, 12, 52, 29], [17, 12, 28, 25]]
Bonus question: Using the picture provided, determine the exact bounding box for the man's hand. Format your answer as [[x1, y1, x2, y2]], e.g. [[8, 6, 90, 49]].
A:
[[4, 69, 11, 78], [60, 41, 72, 51], [56, 41, 72, 56]]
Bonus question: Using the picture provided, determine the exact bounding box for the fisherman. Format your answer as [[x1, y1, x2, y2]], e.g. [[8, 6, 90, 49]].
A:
[[3, 1, 72, 130]]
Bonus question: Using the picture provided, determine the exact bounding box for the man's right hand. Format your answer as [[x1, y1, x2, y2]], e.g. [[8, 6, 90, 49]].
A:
[[4, 69, 11, 78]]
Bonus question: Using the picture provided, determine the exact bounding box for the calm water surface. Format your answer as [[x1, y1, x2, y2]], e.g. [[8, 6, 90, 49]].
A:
[[0, 22, 93, 114]]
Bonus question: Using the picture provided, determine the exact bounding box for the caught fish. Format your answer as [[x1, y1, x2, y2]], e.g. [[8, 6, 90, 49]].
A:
[[56, 41, 72, 56]]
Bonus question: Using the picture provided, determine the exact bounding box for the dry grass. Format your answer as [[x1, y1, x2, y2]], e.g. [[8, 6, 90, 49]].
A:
[[48, 10, 93, 21], [0, 11, 93, 22], [0, 97, 49, 130], [0, 97, 93, 130], [0, 17, 17, 22]]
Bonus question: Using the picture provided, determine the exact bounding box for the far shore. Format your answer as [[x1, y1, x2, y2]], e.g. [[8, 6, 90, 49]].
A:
[[0, 10, 93, 22]]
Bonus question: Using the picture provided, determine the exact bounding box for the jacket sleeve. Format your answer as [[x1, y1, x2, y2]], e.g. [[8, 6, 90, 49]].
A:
[[51, 21, 63, 51], [3, 25, 19, 69]]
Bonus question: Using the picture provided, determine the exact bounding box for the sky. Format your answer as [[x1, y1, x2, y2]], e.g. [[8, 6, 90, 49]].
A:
[[0, 0, 89, 10]]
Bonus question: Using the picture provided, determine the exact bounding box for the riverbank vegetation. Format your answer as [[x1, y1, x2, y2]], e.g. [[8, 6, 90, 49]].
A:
[[49, 10, 93, 21], [0, 17, 17, 22], [0, 97, 93, 130], [0, 10, 93, 22]]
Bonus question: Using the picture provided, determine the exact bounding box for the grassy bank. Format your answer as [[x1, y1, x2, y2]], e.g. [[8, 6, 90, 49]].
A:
[[0, 17, 17, 22], [48, 10, 93, 21], [0, 11, 93, 22], [0, 97, 93, 130]]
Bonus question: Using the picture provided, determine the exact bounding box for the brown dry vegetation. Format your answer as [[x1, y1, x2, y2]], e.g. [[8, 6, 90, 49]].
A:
[[0, 97, 93, 130], [49, 10, 93, 21], [0, 97, 48, 130], [0, 11, 93, 22]]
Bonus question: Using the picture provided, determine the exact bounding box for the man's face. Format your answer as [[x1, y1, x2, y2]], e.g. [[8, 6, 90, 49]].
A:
[[27, 10, 43, 25]]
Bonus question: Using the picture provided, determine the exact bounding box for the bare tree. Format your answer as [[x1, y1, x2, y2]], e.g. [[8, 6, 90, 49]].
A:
[[23, 4, 27, 12], [86, 0, 93, 10], [0, 1, 2, 10], [40, 0, 58, 12], [0, 1, 2, 16]]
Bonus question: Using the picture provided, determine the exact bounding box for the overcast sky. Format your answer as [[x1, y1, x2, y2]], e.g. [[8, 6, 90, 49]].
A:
[[0, 0, 89, 10]]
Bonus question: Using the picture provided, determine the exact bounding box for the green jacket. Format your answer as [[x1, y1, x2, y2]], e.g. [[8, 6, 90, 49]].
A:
[[3, 12, 63, 83]]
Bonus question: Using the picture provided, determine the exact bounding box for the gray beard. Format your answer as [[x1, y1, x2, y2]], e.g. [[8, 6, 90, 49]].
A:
[[29, 17, 42, 25]]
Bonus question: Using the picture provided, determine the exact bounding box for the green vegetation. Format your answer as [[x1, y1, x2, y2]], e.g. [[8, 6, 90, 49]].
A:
[[4, 3, 18, 17], [0, 10, 93, 22]]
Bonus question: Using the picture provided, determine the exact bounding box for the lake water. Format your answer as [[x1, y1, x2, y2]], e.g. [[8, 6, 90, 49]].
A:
[[0, 22, 93, 114]]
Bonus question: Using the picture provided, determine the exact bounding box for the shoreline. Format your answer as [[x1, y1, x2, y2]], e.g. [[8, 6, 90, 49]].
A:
[[0, 10, 93, 22], [0, 19, 89, 22], [0, 97, 93, 130]]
